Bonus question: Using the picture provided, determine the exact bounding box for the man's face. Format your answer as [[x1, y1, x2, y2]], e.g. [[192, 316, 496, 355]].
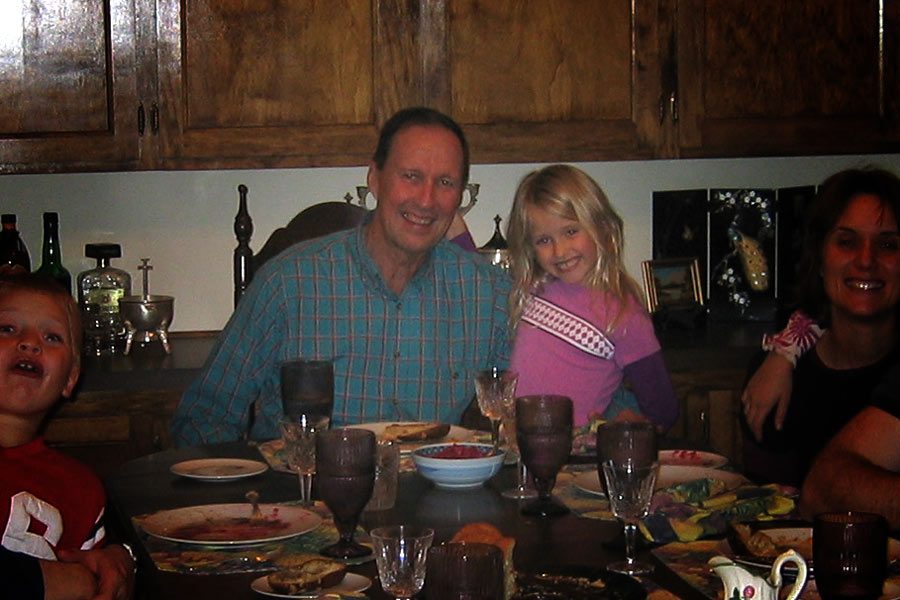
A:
[[0, 290, 79, 421], [366, 125, 465, 266]]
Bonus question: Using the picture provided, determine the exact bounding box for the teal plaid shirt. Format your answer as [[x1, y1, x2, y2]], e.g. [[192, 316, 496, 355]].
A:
[[171, 223, 510, 447]]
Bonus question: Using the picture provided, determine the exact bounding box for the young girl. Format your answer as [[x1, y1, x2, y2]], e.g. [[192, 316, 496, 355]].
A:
[[507, 164, 678, 434]]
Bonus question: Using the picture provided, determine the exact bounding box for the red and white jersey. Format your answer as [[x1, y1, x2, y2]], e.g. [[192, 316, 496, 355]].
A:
[[1, 437, 106, 559]]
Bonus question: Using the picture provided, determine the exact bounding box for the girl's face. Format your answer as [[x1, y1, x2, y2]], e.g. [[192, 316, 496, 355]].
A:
[[526, 204, 598, 285], [821, 193, 900, 322]]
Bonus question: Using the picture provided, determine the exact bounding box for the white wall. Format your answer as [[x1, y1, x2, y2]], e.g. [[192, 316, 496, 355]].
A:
[[3, 153, 899, 331]]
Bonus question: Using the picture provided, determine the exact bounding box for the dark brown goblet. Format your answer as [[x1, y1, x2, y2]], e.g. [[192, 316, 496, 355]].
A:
[[426, 542, 504, 600], [814, 511, 888, 600], [515, 395, 573, 517], [315, 427, 376, 558]]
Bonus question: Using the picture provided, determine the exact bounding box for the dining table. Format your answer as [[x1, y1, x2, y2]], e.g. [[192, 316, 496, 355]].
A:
[[104, 440, 743, 600]]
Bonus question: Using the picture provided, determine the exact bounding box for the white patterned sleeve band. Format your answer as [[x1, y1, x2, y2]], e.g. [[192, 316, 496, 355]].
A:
[[761, 310, 824, 367]]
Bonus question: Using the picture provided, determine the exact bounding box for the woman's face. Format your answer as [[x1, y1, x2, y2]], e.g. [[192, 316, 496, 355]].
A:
[[821, 193, 900, 322]]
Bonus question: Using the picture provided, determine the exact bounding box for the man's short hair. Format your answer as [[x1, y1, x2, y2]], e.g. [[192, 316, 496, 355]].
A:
[[372, 106, 470, 186]]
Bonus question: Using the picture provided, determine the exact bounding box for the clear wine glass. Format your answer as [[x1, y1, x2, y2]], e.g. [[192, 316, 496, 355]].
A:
[[316, 428, 376, 559], [499, 391, 537, 499], [370, 525, 434, 600], [280, 414, 329, 506], [475, 368, 517, 451], [597, 421, 658, 575], [516, 395, 573, 517]]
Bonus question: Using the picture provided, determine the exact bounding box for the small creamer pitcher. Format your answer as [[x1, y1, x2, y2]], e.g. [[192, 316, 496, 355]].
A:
[[709, 550, 808, 600]]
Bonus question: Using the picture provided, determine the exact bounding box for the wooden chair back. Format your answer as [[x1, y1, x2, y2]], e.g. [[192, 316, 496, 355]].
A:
[[233, 184, 368, 306]]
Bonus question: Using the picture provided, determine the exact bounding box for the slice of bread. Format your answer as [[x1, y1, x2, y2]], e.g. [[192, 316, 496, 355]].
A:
[[452, 522, 516, 599], [383, 422, 451, 442], [267, 554, 346, 594]]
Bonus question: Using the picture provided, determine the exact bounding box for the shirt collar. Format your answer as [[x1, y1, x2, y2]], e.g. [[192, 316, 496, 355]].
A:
[[350, 216, 436, 300]]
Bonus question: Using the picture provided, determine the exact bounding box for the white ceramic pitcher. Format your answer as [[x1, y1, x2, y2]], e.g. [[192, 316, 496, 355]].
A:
[[708, 550, 808, 600]]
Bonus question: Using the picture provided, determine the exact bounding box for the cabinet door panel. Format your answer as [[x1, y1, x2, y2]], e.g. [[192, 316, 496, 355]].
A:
[[156, 0, 417, 169], [0, 0, 140, 173], [677, 0, 900, 157], [431, 0, 662, 163]]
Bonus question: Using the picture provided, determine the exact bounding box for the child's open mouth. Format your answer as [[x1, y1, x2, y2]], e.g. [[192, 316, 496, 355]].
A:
[[12, 359, 43, 378]]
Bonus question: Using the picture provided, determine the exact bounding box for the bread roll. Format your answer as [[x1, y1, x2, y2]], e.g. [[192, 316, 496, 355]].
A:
[[383, 422, 451, 442], [266, 554, 346, 594]]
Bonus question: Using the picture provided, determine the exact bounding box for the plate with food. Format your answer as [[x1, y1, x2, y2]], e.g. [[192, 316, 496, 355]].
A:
[[728, 521, 900, 570], [139, 503, 322, 546], [658, 449, 728, 469], [515, 565, 646, 600], [170, 458, 269, 482], [572, 470, 606, 497], [348, 422, 473, 453], [251, 553, 371, 599], [574, 465, 745, 496]]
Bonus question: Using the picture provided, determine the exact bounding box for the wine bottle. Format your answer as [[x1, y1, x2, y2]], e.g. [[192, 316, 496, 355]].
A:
[[0, 214, 31, 273], [34, 212, 72, 293]]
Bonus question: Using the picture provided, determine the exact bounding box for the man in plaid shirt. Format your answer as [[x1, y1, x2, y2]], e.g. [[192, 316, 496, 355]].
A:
[[172, 107, 510, 446]]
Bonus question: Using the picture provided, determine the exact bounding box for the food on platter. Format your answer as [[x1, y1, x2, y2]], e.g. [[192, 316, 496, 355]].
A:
[[729, 523, 812, 559], [168, 516, 292, 543], [382, 422, 451, 442], [452, 522, 516, 599], [266, 554, 347, 594]]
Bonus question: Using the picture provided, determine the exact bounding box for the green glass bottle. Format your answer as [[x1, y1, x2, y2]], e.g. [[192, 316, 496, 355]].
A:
[[34, 212, 72, 294]]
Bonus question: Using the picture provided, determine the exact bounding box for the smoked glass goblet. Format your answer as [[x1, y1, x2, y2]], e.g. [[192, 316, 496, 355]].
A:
[[280, 414, 329, 506], [814, 511, 888, 600], [515, 395, 573, 517], [597, 421, 658, 575], [316, 428, 376, 559], [475, 368, 518, 451]]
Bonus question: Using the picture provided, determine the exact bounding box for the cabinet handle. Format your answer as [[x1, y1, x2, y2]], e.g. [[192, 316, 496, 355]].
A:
[[699, 408, 709, 443], [669, 92, 678, 124], [150, 103, 160, 134], [137, 103, 145, 136]]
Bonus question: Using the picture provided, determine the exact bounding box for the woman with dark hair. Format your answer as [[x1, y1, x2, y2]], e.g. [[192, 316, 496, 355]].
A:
[[742, 167, 900, 487]]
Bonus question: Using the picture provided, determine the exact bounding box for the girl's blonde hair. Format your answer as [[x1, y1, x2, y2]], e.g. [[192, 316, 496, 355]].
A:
[[506, 164, 645, 331]]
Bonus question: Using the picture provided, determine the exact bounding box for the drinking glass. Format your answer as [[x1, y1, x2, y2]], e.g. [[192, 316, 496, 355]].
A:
[[370, 525, 434, 600], [515, 395, 573, 517], [597, 421, 658, 575], [475, 368, 518, 451], [426, 542, 504, 600], [813, 511, 888, 600], [316, 428, 376, 559], [280, 414, 329, 506], [499, 392, 537, 499], [281, 359, 334, 422]]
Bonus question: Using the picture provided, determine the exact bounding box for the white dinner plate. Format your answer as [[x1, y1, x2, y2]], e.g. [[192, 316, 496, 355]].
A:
[[658, 449, 728, 469], [170, 458, 269, 482], [250, 572, 371, 599], [574, 465, 747, 496], [140, 503, 322, 546], [347, 422, 474, 453]]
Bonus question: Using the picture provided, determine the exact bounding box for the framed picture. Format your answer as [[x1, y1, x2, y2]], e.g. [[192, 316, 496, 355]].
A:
[[641, 258, 704, 313]]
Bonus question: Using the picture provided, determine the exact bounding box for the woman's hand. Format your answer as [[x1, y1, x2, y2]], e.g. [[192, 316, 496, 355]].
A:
[[741, 352, 794, 441]]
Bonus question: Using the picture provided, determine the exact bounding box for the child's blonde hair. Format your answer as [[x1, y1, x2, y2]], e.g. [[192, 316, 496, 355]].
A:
[[0, 272, 82, 369], [506, 164, 645, 331]]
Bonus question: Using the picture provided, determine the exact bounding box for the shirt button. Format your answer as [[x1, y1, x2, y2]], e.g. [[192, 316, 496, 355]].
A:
[[394, 351, 401, 358]]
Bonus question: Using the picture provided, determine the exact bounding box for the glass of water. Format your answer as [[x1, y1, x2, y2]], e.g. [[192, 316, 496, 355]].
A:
[[280, 414, 329, 506], [597, 421, 658, 576], [370, 525, 434, 600]]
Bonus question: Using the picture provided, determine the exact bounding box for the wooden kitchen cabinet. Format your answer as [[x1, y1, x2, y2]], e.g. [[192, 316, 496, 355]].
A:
[[670, 0, 900, 158], [0, 0, 145, 173], [1, 0, 898, 174]]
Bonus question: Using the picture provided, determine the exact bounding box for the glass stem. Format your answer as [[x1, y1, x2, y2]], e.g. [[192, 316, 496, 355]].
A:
[[516, 459, 529, 490], [623, 521, 639, 565], [299, 472, 313, 506], [490, 419, 501, 450]]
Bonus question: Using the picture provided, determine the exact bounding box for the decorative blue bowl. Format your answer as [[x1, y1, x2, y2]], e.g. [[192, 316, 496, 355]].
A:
[[411, 443, 505, 489]]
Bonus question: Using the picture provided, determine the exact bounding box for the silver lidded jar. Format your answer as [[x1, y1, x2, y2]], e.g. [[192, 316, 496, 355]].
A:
[[78, 243, 132, 355]]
